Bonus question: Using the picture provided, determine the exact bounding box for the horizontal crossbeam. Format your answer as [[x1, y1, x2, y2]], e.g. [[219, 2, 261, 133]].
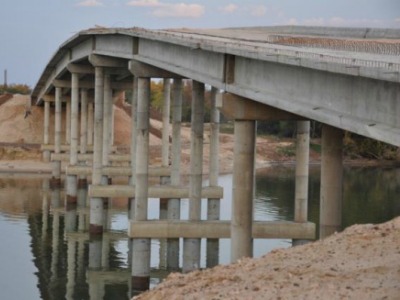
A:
[[89, 185, 223, 199], [51, 153, 130, 162], [129, 220, 315, 239], [67, 166, 170, 177], [41, 144, 117, 152]]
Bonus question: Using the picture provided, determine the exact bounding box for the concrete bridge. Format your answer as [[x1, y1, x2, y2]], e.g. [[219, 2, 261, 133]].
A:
[[31, 26, 400, 292]]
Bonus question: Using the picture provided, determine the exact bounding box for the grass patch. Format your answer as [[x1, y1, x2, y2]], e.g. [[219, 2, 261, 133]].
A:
[[310, 143, 321, 154], [276, 144, 296, 157]]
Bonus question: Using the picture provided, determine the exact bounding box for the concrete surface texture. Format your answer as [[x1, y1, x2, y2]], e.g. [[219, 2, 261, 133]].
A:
[[31, 26, 400, 146]]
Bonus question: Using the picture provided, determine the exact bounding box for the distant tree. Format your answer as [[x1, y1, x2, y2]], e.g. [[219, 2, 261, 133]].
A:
[[344, 132, 398, 160], [150, 80, 164, 111], [0, 83, 31, 95]]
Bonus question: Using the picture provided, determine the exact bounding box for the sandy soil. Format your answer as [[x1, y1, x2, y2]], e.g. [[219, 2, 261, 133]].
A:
[[0, 94, 308, 174], [136, 217, 400, 300]]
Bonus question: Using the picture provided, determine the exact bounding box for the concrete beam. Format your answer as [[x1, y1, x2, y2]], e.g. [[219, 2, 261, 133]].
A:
[[129, 220, 315, 239], [42, 144, 117, 152], [66, 165, 170, 177], [51, 153, 130, 162], [89, 54, 127, 68], [53, 79, 93, 89], [67, 64, 95, 74], [53, 79, 133, 90], [220, 93, 304, 121], [129, 60, 184, 78], [88, 185, 223, 199], [42, 95, 70, 103]]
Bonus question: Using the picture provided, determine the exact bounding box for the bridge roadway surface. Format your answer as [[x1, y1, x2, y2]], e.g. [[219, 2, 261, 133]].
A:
[[31, 26, 400, 145]]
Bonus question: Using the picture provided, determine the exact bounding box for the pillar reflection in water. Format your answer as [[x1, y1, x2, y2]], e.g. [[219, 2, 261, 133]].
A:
[[50, 186, 61, 284], [41, 179, 50, 242], [65, 181, 78, 300]]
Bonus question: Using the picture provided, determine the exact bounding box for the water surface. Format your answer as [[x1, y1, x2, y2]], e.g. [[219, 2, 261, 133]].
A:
[[0, 166, 399, 299]]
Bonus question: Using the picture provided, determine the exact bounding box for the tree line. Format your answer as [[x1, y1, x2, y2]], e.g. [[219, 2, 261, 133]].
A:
[[0, 83, 31, 95]]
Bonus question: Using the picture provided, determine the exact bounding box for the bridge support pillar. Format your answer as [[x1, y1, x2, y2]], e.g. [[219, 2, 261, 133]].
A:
[[66, 72, 79, 204], [43, 100, 51, 162], [320, 124, 343, 238], [183, 80, 205, 273], [167, 78, 183, 270], [66, 101, 71, 145], [87, 99, 94, 146], [101, 73, 112, 187], [231, 119, 256, 262], [89, 66, 105, 235], [159, 78, 171, 270], [207, 87, 220, 268], [51, 87, 62, 189], [131, 77, 151, 291], [79, 88, 88, 189], [293, 120, 311, 246], [129, 76, 138, 220]]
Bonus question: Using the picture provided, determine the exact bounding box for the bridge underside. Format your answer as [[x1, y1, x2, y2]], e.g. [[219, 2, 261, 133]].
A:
[[31, 25, 400, 292], [32, 26, 400, 146]]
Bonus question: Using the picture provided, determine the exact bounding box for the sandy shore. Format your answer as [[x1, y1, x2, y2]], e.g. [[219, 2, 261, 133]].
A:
[[135, 217, 400, 299]]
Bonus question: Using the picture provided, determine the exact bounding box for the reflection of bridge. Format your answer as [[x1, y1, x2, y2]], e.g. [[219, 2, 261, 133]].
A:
[[31, 26, 400, 291]]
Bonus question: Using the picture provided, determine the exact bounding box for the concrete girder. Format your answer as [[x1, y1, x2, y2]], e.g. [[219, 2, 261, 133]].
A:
[[132, 45, 400, 145], [129, 220, 315, 240], [67, 64, 95, 74], [88, 185, 223, 199], [42, 94, 70, 103], [89, 54, 128, 68], [219, 93, 305, 121], [53, 79, 133, 91], [128, 60, 184, 78]]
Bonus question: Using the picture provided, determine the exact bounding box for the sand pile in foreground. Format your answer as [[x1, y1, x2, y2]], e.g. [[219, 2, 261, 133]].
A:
[[135, 217, 400, 300]]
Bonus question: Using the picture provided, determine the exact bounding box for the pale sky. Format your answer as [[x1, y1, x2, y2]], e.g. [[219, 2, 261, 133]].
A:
[[0, 0, 399, 87]]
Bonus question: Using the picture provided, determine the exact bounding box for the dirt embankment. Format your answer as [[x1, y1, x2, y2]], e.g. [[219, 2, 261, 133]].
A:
[[0, 94, 314, 173], [136, 217, 400, 300]]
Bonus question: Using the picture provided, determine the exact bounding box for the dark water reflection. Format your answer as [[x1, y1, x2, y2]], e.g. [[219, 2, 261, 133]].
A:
[[255, 165, 400, 230], [0, 166, 399, 299]]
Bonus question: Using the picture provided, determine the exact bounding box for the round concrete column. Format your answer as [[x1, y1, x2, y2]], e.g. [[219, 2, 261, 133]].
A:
[[101, 73, 112, 186], [231, 120, 256, 262], [167, 78, 182, 270], [89, 66, 104, 235], [80, 89, 88, 155], [43, 100, 51, 162], [320, 124, 343, 238], [159, 78, 171, 270], [51, 87, 62, 189], [207, 87, 220, 268], [131, 77, 151, 291], [87, 100, 94, 146], [66, 72, 79, 204], [183, 80, 205, 273], [129, 76, 138, 221], [79, 88, 88, 189], [65, 101, 71, 145], [293, 120, 311, 246]]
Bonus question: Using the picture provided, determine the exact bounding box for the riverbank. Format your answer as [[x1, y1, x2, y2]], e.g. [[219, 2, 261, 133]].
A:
[[135, 217, 400, 299]]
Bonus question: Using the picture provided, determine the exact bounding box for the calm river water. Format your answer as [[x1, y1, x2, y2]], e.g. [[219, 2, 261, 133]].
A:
[[0, 165, 399, 299]]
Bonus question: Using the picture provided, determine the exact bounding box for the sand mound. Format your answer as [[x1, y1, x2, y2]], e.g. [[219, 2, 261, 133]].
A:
[[0, 95, 163, 147], [0, 94, 43, 143], [135, 217, 400, 300]]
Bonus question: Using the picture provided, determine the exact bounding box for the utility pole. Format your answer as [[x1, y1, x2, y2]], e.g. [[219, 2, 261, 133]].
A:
[[3, 69, 7, 89]]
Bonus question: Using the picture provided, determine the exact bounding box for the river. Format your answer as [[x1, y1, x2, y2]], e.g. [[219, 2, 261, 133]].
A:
[[0, 165, 399, 299]]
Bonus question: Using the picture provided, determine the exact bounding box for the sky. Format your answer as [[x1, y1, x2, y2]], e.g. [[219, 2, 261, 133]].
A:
[[0, 0, 399, 87]]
